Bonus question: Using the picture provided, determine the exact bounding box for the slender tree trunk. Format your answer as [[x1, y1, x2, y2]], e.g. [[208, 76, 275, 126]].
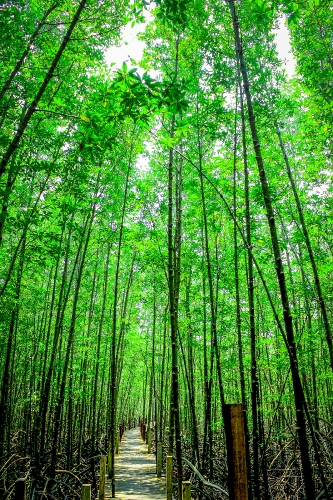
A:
[[232, 92, 252, 500], [159, 304, 168, 443], [275, 120, 333, 372], [91, 244, 111, 454], [185, 273, 200, 466], [165, 36, 183, 499], [201, 252, 214, 479], [0, 231, 26, 464], [0, 3, 59, 103], [167, 129, 183, 498], [50, 203, 96, 478], [0, 0, 87, 177], [239, 79, 265, 500], [198, 126, 225, 417], [227, 1, 315, 496], [109, 158, 132, 497]]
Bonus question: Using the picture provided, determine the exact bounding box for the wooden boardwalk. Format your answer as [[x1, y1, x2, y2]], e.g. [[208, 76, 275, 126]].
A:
[[105, 427, 166, 499]]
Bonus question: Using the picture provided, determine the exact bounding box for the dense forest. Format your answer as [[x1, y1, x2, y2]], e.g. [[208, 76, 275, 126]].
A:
[[1, 0, 333, 498]]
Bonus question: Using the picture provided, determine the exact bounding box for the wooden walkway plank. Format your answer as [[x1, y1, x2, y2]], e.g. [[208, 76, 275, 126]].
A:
[[105, 427, 166, 499]]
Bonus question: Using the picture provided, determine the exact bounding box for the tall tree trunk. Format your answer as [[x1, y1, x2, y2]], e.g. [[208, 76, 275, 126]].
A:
[[167, 125, 183, 498], [232, 92, 252, 500], [185, 273, 200, 466], [239, 79, 266, 500], [198, 125, 225, 419], [0, 3, 59, 103], [166, 36, 183, 499], [227, 1, 315, 496], [0, 0, 87, 177], [50, 203, 96, 478], [108, 158, 132, 497], [275, 120, 333, 372], [0, 230, 26, 464], [91, 244, 111, 455], [201, 247, 214, 479], [159, 304, 168, 443]]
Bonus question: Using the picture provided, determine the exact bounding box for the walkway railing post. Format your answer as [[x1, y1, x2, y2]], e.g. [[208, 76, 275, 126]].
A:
[[81, 484, 91, 500], [14, 478, 26, 499], [99, 456, 106, 500], [166, 455, 172, 500], [157, 441, 162, 478], [182, 480, 191, 500], [224, 403, 248, 500]]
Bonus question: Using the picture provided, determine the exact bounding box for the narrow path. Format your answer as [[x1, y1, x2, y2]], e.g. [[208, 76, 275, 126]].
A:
[[105, 427, 166, 499]]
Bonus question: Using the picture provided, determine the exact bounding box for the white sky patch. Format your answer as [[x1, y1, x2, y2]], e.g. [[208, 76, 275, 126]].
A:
[[105, 22, 146, 69], [104, 13, 158, 78], [136, 153, 150, 172], [274, 16, 296, 78], [105, 13, 295, 81]]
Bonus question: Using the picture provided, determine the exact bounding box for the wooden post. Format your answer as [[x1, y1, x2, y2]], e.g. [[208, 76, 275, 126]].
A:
[[224, 403, 248, 500], [166, 455, 172, 500], [99, 456, 107, 500], [182, 480, 191, 500], [157, 441, 162, 478], [14, 478, 26, 500], [81, 484, 91, 500]]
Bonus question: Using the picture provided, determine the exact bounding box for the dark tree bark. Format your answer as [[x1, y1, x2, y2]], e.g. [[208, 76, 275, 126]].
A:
[[0, 0, 87, 177], [275, 120, 333, 372], [108, 158, 132, 497], [0, 3, 59, 103], [226, 0, 316, 496], [0, 231, 26, 464]]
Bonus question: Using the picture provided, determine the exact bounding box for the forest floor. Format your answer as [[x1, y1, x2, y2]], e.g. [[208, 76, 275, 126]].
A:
[[105, 428, 166, 499]]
